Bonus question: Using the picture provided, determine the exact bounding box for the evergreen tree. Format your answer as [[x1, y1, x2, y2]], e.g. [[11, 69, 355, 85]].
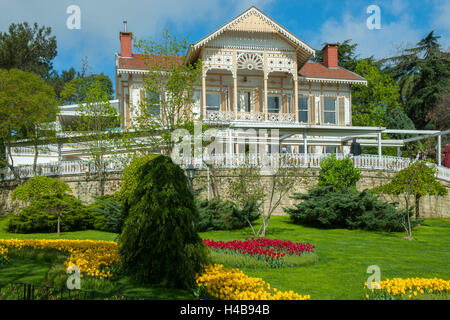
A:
[[0, 22, 57, 78], [382, 31, 450, 129], [119, 155, 209, 289]]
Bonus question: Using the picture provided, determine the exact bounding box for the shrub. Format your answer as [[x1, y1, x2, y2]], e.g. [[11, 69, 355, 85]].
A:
[[119, 155, 210, 289], [196, 197, 260, 232], [46, 263, 68, 288], [284, 186, 416, 232], [115, 154, 157, 204], [11, 176, 71, 202], [318, 154, 361, 191], [7, 194, 95, 234], [89, 195, 123, 233]]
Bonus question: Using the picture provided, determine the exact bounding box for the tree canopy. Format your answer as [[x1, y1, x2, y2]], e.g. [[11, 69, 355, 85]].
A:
[[382, 31, 450, 130], [0, 68, 59, 179], [12, 176, 71, 202], [372, 161, 447, 218], [61, 73, 114, 105], [351, 59, 402, 127], [0, 22, 57, 78]]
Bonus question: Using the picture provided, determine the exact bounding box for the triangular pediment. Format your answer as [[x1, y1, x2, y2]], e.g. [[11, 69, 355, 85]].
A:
[[187, 7, 315, 65], [228, 10, 279, 33]]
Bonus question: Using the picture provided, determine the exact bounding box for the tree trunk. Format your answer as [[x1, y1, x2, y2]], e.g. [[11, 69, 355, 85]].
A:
[[57, 213, 61, 237], [6, 144, 21, 183], [33, 143, 39, 176], [414, 195, 421, 220]]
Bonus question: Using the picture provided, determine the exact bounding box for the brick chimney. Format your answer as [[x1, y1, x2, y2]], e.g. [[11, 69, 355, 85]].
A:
[[322, 43, 339, 68], [120, 21, 132, 57]]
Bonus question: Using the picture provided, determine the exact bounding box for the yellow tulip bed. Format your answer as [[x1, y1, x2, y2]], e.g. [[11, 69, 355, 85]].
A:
[[0, 245, 7, 265], [195, 264, 311, 300], [0, 239, 120, 279], [365, 278, 450, 300]]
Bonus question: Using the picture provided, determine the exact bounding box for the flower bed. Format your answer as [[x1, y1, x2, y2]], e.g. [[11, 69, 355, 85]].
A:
[[195, 264, 310, 300], [0, 239, 120, 278], [365, 278, 450, 300], [0, 245, 7, 265], [203, 238, 315, 268]]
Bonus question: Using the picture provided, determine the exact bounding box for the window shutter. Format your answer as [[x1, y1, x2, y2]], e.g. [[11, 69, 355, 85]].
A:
[[338, 96, 345, 125], [310, 96, 315, 123], [314, 96, 321, 124], [229, 86, 234, 111], [344, 96, 350, 125], [320, 96, 324, 124], [282, 94, 287, 113], [220, 91, 226, 111]]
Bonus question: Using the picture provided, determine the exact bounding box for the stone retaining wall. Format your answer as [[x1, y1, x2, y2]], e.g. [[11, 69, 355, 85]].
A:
[[0, 169, 448, 218]]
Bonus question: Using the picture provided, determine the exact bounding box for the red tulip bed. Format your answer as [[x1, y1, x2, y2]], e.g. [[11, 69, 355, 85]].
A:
[[203, 238, 315, 268]]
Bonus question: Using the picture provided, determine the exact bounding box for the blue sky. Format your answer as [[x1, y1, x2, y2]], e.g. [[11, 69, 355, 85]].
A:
[[1, 0, 449, 99]]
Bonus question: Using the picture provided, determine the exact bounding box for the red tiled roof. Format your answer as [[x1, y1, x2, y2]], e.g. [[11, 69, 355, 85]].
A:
[[117, 54, 184, 70], [299, 62, 366, 81]]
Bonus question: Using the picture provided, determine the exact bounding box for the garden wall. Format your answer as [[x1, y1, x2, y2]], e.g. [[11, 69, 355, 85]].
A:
[[0, 169, 448, 218]]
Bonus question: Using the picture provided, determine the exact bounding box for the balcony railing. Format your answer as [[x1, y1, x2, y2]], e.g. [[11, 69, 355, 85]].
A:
[[206, 111, 296, 123], [1, 154, 448, 182]]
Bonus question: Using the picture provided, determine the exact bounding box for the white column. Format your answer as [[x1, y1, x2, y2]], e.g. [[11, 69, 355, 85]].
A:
[[304, 133, 308, 165], [202, 75, 207, 119], [294, 78, 299, 122], [378, 133, 382, 159], [233, 76, 238, 120], [437, 135, 442, 166], [264, 77, 268, 121]]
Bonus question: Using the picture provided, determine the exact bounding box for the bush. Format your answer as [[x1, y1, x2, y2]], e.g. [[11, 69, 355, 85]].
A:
[[119, 155, 210, 289], [284, 186, 417, 232], [7, 194, 96, 234], [115, 154, 157, 205], [89, 195, 123, 233], [318, 154, 361, 191], [196, 197, 260, 232]]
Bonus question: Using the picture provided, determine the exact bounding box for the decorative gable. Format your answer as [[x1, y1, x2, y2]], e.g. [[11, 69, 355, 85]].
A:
[[228, 10, 278, 33], [187, 6, 315, 66]]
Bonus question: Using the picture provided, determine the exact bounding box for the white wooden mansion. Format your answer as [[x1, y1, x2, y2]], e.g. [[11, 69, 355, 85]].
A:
[[4, 7, 449, 182]]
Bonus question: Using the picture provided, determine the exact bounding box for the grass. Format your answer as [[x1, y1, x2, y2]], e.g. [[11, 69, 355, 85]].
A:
[[0, 216, 117, 241], [200, 216, 450, 300], [1, 214, 449, 300]]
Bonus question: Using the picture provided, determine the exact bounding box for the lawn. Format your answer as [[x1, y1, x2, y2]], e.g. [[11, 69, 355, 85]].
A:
[[1, 215, 449, 300]]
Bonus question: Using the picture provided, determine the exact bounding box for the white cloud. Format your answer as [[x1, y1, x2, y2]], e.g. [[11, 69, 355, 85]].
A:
[[430, 0, 450, 49], [0, 0, 275, 75], [314, 6, 424, 60]]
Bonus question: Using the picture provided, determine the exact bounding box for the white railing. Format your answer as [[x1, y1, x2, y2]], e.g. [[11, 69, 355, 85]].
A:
[[180, 153, 412, 171], [432, 164, 450, 182], [206, 111, 296, 123], [1, 154, 448, 182]]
